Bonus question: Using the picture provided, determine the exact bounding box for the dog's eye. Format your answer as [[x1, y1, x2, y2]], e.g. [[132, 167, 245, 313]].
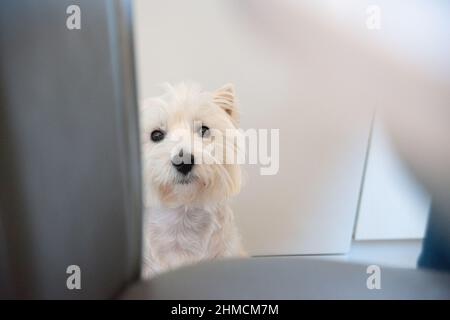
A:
[[199, 125, 210, 138], [150, 130, 165, 142]]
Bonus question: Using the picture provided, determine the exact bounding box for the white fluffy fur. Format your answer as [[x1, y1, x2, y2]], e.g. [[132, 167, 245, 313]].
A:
[[140, 82, 244, 278]]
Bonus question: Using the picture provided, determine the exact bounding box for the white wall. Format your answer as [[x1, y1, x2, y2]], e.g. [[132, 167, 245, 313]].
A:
[[133, 0, 450, 254], [133, 0, 373, 255]]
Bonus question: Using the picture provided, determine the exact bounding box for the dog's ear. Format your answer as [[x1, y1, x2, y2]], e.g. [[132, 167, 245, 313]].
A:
[[213, 83, 238, 123]]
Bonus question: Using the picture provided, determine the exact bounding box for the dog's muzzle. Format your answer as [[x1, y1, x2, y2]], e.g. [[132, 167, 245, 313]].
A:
[[171, 149, 195, 175]]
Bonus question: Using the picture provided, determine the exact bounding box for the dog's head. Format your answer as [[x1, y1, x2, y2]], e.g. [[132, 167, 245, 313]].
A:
[[140, 82, 242, 209]]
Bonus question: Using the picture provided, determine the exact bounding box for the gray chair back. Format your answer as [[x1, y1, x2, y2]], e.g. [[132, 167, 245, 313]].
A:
[[0, 0, 142, 299]]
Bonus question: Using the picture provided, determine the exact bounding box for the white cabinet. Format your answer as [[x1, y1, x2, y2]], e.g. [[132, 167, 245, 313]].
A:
[[354, 118, 430, 240]]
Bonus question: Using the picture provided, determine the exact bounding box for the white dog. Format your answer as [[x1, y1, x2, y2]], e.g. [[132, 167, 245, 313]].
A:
[[140, 82, 245, 278]]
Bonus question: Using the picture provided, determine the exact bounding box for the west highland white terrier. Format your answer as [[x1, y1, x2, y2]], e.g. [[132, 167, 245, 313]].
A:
[[140, 82, 245, 278]]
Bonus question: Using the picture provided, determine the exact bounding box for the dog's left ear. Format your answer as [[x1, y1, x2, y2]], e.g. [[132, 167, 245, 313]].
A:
[[213, 83, 238, 123]]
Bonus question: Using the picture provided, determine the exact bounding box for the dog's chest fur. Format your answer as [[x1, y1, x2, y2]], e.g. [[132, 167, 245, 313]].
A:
[[142, 205, 240, 277], [149, 206, 216, 257]]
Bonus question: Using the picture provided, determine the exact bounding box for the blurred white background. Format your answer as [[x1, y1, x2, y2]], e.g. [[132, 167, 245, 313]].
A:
[[133, 0, 449, 261]]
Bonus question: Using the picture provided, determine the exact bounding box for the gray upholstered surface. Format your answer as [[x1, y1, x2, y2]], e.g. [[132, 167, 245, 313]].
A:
[[0, 0, 141, 299], [122, 257, 450, 299]]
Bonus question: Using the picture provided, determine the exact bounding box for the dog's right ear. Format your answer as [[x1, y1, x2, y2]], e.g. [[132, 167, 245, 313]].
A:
[[213, 84, 239, 123]]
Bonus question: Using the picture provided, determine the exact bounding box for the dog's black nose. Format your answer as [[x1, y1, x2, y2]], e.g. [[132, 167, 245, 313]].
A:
[[171, 149, 194, 175]]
